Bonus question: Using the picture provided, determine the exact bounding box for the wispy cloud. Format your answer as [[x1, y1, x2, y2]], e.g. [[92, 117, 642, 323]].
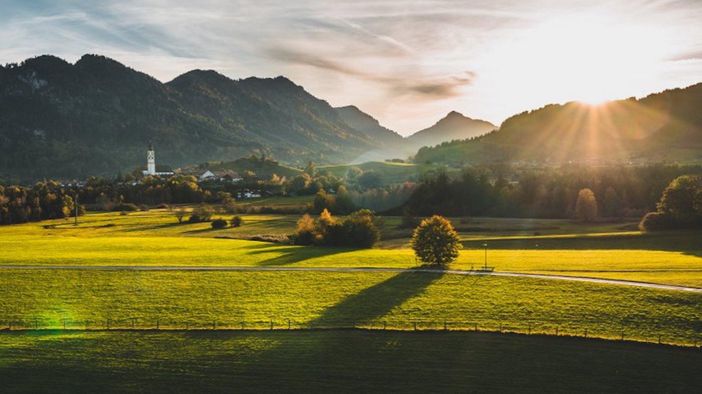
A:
[[267, 46, 473, 98]]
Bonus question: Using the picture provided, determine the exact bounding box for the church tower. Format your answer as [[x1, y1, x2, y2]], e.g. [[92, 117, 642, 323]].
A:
[[147, 143, 156, 175]]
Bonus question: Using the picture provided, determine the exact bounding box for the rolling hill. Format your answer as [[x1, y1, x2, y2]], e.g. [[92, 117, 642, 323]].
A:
[[415, 83, 702, 165]]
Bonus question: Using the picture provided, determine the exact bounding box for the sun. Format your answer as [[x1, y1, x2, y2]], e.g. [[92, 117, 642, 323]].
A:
[[477, 12, 673, 110]]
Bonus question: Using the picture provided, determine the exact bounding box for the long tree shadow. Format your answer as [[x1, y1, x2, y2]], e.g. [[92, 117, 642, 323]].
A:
[[247, 245, 354, 266], [309, 269, 444, 327], [223, 268, 445, 389]]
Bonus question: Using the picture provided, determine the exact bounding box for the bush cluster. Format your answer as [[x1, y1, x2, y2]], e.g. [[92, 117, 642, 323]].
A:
[[211, 219, 228, 229], [293, 209, 380, 248], [231, 216, 243, 228], [188, 205, 214, 223]]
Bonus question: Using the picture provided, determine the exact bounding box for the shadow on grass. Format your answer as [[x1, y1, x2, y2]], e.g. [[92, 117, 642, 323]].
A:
[[122, 222, 186, 232], [247, 245, 354, 266], [309, 269, 443, 327], [462, 230, 702, 257]]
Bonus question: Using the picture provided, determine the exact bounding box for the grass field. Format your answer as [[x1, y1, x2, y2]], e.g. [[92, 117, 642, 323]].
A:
[[1, 207, 701, 390], [1, 270, 700, 344], [1, 210, 701, 287], [1, 330, 701, 393]]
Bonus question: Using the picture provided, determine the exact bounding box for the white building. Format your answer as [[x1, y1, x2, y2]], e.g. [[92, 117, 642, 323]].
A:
[[142, 144, 174, 177]]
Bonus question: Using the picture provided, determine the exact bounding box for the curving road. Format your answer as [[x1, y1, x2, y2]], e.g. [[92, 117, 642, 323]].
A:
[[1, 264, 701, 293]]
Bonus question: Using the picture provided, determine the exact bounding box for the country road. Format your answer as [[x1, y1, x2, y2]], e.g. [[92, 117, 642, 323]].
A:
[[1, 264, 701, 293]]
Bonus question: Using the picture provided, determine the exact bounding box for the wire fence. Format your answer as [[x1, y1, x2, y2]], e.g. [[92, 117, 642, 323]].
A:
[[1, 317, 700, 349]]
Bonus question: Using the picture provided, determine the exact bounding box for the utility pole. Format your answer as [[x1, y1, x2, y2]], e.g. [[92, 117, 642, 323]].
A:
[[483, 242, 488, 270], [74, 192, 79, 226]]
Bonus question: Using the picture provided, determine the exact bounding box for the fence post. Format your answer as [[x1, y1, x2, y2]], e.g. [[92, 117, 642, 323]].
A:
[[212, 321, 216, 330], [131, 318, 136, 329], [444, 320, 447, 331], [499, 323, 503, 333], [156, 319, 160, 330], [474, 323, 478, 332], [107, 319, 110, 330], [241, 321, 245, 330], [658, 334, 661, 344], [555, 326, 559, 336], [34, 318, 39, 330], [528, 323, 531, 335], [383, 321, 387, 330], [584, 329, 588, 338], [63, 318, 67, 330], [270, 320, 273, 331], [85, 320, 89, 330], [287, 319, 291, 330], [413, 322, 417, 331]]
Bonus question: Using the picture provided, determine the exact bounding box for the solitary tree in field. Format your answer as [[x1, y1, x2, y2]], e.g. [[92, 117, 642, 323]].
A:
[[174, 207, 187, 224], [410, 215, 461, 267], [575, 188, 598, 222]]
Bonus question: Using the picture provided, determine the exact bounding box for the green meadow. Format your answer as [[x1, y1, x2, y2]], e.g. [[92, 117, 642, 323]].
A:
[[1, 270, 701, 344], [2, 331, 701, 393], [1, 209, 701, 287], [1, 204, 701, 391]]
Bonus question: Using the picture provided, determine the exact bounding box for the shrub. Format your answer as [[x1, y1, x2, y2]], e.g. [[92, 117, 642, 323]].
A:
[[342, 209, 380, 248], [189, 205, 214, 223], [231, 216, 243, 228], [639, 211, 673, 231], [410, 215, 462, 267], [575, 188, 598, 222], [119, 210, 128, 216], [211, 218, 228, 229], [294, 214, 316, 245], [112, 203, 139, 212], [139, 204, 150, 212]]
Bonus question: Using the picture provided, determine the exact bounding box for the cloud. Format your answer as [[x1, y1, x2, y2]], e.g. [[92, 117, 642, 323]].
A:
[[669, 49, 702, 62], [267, 47, 474, 99]]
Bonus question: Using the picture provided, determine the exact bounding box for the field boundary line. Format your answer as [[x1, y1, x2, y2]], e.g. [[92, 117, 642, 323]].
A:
[[1, 265, 701, 293]]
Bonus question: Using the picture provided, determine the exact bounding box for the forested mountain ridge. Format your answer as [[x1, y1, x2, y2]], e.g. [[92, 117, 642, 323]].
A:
[[415, 83, 702, 165], [0, 54, 392, 181], [406, 111, 496, 151], [334, 105, 405, 147]]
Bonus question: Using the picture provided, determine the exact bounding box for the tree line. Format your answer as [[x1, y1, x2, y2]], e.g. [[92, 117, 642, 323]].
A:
[[0, 181, 79, 225], [404, 164, 702, 219]]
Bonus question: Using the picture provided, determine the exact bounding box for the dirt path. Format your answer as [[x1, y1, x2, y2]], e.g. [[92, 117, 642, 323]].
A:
[[1, 264, 701, 293]]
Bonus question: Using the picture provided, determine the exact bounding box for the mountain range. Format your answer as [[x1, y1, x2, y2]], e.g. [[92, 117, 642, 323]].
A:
[[415, 83, 702, 166], [0, 54, 493, 181], [2, 53, 700, 181]]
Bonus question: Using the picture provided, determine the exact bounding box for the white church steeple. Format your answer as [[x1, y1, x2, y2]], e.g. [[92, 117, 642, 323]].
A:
[[146, 143, 156, 175]]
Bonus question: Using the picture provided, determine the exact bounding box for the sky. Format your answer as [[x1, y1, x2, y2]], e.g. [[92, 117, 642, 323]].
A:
[[2, 0, 702, 135]]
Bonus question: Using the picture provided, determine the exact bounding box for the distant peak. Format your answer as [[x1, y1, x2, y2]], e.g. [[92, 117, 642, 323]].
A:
[[20, 54, 71, 68], [175, 69, 227, 80], [337, 105, 361, 112], [75, 54, 125, 68], [443, 111, 471, 121]]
